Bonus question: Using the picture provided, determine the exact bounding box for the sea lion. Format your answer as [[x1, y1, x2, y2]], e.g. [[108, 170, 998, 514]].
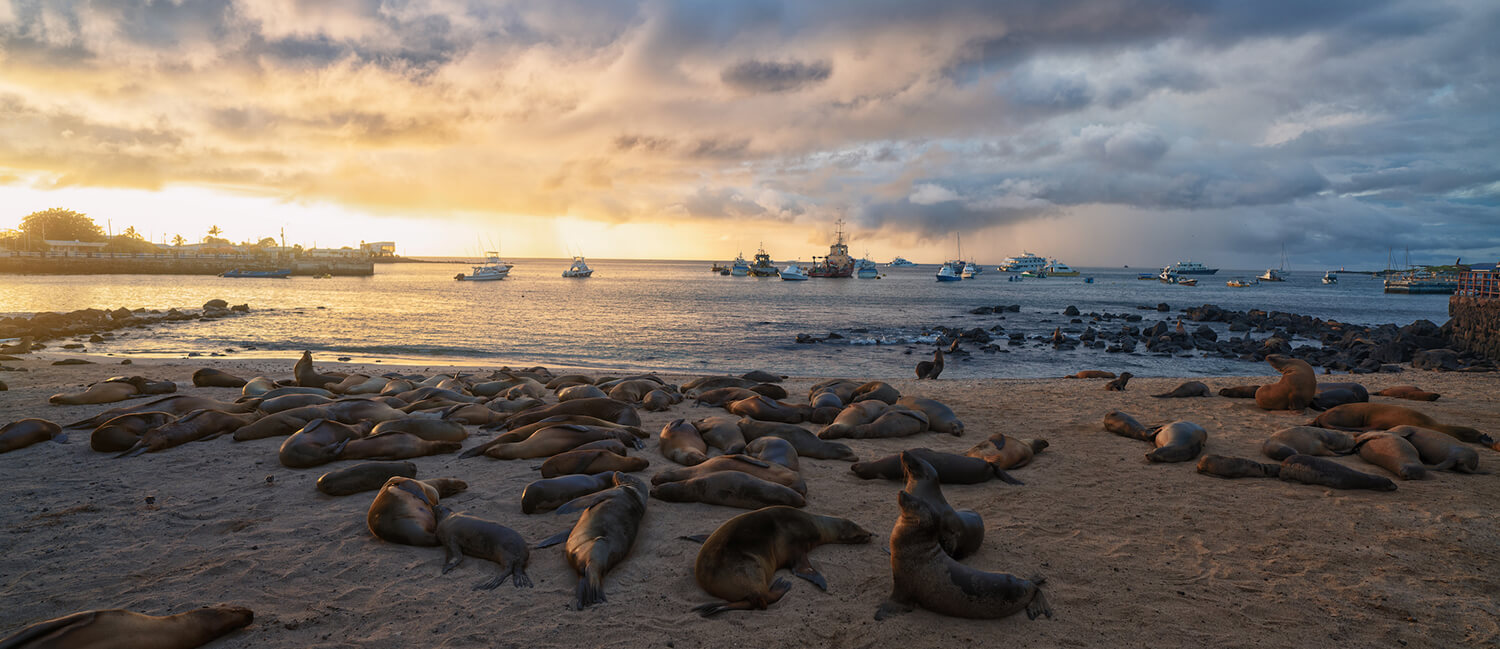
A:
[[241, 376, 280, 397], [809, 390, 843, 410], [231, 411, 317, 442], [540, 472, 649, 608], [741, 370, 785, 383], [1308, 403, 1490, 444], [727, 395, 812, 424], [434, 403, 510, 427], [682, 375, 758, 393], [607, 379, 666, 403], [819, 407, 929, 439], [327, 374, 388, 395], [641, 390, 677, 412], [900, 452, 983, 560], [1386, 425, 1482, 473], [521, 473, 618, 514], [895, 397, 965, 436], [1218, 385, 1261, 398], [538, 448, 649, 478], [746, 437, 800, 472], [339, 431, 462, 462], [1144, 421, 1208, 463], [691, 416, 747, 454], [48, 376, 175, 406], [316, 461, 419, 496], [294, 350, 341, 388], [459, 416, 644, 458], [0, 605, 254, 649], [1151, 381, 1211, 398], [852, 448, 1020, 485], [1352, 432, 1429, 480], [1064, 370, 1115, 379], [693, 387, 760, 407], [659, 419, 709, 466], [547, 374, 598, 390], [481, 425, 639, 460], [915, 349, 944, 379], [651, 454, 807, 494], [277, 419, 370, 468], [65, 395, 261, 430], [808, 379, 862, 403], [118, 410, 259, 458], [503, 380, 549, 401], [851, 381, 900, 404], [1261, 426, 1357, 461], [366, 476, 446, 546], [690, 507, 872, 616], [737, 418, 857, 461], [255, 386, 336, 400], [1103, 372, 1133, 391], [258, 393, 335, 414], [651, 472, 806, 509], [0, 419, 66, 454], [558, 384, 608, 401], [503, 398, 642, 430], [1278, 454, 1397, 491], [1102, 410, 1153, 441], [192, 368, 247, 388], [965, 433, 1048, 470], [1310, 382, 1370, 411], [369, 418, 468, 442], [1254, 354, 1317, 411], [90, 412, 174, 452], [749, 383, 789, 399], [434, 508, 533, 590], [1374, 385, 1441, 401], [1195, 454, 1280, 478], [817, 401, 890, 439], [877, 491, 1051, 621]]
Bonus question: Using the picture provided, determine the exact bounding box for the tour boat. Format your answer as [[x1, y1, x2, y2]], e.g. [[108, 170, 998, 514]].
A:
[[731, 254, 750, 277], [749, 245, 779, 277], [455, 252, 512, 281], [1258, 268, 1288, 282], [1166, 260, 1219, 275], [888, 257, 916, 267], [780, 262, 810, 281], [562, 256, 593, 278], [998, 252, 1048, 274], [936, 262, 962, 282], [808, 220, 855, 278], [1044, 259, 1080, 276]]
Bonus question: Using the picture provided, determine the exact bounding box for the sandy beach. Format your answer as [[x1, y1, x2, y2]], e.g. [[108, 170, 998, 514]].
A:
[[2, 355, 1497, 648]]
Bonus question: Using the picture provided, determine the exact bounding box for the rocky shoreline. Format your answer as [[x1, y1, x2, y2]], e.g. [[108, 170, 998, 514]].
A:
[[0, 299, 256, 361]]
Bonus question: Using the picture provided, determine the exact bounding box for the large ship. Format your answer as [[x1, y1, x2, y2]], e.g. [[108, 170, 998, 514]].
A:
[[808, 220, 855, 278], [1166, 260, 1219, 275], [749, 244, 779, 277], [998, 251, 1047, 274]]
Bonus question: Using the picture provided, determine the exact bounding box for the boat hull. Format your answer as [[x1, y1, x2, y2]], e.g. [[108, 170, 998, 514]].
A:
[[221, 269, 291, 278]]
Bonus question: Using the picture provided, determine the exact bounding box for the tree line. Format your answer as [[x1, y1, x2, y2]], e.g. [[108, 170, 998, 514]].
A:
[[0, 208, 287, 254]]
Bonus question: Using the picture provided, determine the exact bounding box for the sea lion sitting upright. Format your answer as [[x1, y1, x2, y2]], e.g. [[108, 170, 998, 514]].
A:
[[366, 476, 467, 546], [537, 472, 650, 608], [915, 349, 944, 379], [1386, 425, 1482, 474], [1374, 385, 1441, 401], [192, 368, 248, 388], [1309, 403, 1491, 445], [434, 507, 533, 590], [0, 419, 66, 454], [1144, 421, 1208, 463], [1103, 373, 1133, 391], [1151, 381, 1211, 398], [294, 350, 341, 388], [965, 433, 1048, 470], [1260, 426, 1357, 461], [1254, 354, 1317, 411], [0, 604, 254, 649], [877, 491, 1051, 621], [900, 452, 983, 560], [690, 506, 872, 616], [1353, 431, 1429, 480], [659, 419, 709, 466]]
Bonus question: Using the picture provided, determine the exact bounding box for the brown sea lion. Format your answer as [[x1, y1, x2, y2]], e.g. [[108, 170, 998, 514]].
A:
[[1103, 372, 1133, 391], [641, 389, 677, 412], [0, 605, 253, 649], [118, 410, 259, 458], [433, 403, 510, 426], [294, 350, 342, 388], [851, 381, 900, 404], [1374, 385, 1441, 401], [278, 419, 371, 468], [1386, 426, 1482, 474], [651, 455, 806, 494], [1151, 381, 1211, 398], [1102, 410, 1153, 441], [339, 431, 462, 462], [328, 374, 390, 395], [748, 383, 789, 399], [538, 448, 649, 478], [192, 368, 247, 388], [231, 411, 317, 442], [459, 416, 644, 458], [367, 476, 449, 546], [727, 395, 812, 424], [745, 437, 800, 472], [1195, 454, 1280, 478], [608, 379, 666, 403], [1278, 455, 1397, 491], [693, 387, 759, 407], [1261, 426, 1357, 461], [537, 472, 649, 608], [1353, 431, 1429, 480], [256, 386, 335, 401], [48, 377, 174, 406], [521, 472, 618, 514], [900, 452, 983, 560], [240, 376, 279, 397], [90, 412, 175, 452], [259, 393, 335, 414], [659, 419, 708, 466], [876, 491, 1051, 621], [964, 433, 1048, 470], [0, 419, 66, 454], [65, 395, 261, 430], [434, 508, 533, 590], [852, 448, 1020, 485], [558, 384, 608, 401], [1309, 382, 1370, 411], [808, 379, 862, 403], [690, 507, 872, 616], [651, 472, 806, 509], [737, 418, 857, 461], [1218, 385, 1261, 398], [1309, 403, 1490, 444], [1144, 421, 1208, 463], [915, 349, 944, 379], [895, 397, 964, 436], [691, 416, 747, 454], [503, 398, 642, 430], [809, 390, 844, 410], [817, 401, 890, 439], [369, 418, 468, 442], [741, 370, 785, 383], [820, 407, 929, 439], [547, 374, 599, 390], [1064, 370, 1115, 379], [316, 461, 419, 496], [682, 375, 758, 393], [1254, 354, 1317, 410], [481, 425, 639, 460]]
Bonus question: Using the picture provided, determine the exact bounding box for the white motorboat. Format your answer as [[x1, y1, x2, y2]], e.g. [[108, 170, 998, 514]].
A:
[[936, 262, 962, 282], [1044, 259, 1080, 276], [888, 257, 916, 267], [998, 251, 1047, 273], [1322, 271, 1337, 284], [562, 256, 593, 278], [780, 261, 810, 281], [1258, 268, 1288, 282], [856, 258, 880, 279], [455, 252, 512, 281], [731, 254, 750, 277], [961, 262, 981, 279]]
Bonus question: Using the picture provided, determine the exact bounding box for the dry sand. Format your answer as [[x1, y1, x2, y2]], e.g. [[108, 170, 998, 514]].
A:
[[1, 355, 1498, 648]]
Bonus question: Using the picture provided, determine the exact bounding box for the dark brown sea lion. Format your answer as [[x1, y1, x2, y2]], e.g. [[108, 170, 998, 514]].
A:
[[294, 350, 341, 388], [659, 418, 708, 466], [1254, 354, 1317, 410], [1064, 370, 1115, 379], [367, 476, 448, 546], [316, 461, 419, 496], [1218, 385, 1261, 398], [641, 389, 677, 412], [682, 375, 758, 393], [369, 418, 467, 442], [0, 605, 253, 649], [693, 387, 759, 407], [742, 370, 785, 383], [1278, 455, 1397, 491], [608, 379, 667, 403], [547, 374, 598, 390], [651, 472, 806, 509], [1374, 385, 1441, 401], [808, 379, 862, 403], [538, 448, 649, 478], [90, 412, 175, 452], [745, 437, 800, 472], [118, 410, 259, 458], [481, 424, 639, 460], [894, 397, 964, 436], [1309, 403, 1490, 444], [809, 390, 844, 410], [1309, 382, 1370, 411], [690, 506, 872, 616], [1103, 372, 1133, 391], [1386, 425, 1482, 473], [727, 395, 812, 424], [915, 349, 944, 379], [65, 395, 260, 430], [737, 418, 857, 461], [503, 398, 641, 430], [819, 407, 928, 440], [852, 448, 1020, 485], [1144, 421, 1208, 463], [434, 508, 533, 589], [817, 401, 889, 438], [339, 431, 462, 462], [1102, 410, 1153, 441], [459, 416, 644, 458], [1353, 431, 1429, 480], [521, 472, 617, 514], [0, 419, 66, 454], [192, 368, 247, 388], [851, 381, 900, 404], [876, 491, 1051, 621], [1195, 454, 1280, 478], [258, 393, 335, 414], [1261, 426, 1357, 461], [537, 472, 649, 608], [748, 383, 789, 399], [964, 433, 1048, 470], [691, 416, 747, 454], [48, 376, 175, 406], [900, 452, 983, 560], [278, 419, 371, 468], [558, 384, 608, 401], [651, 455, 807, 494], [1151, 381, 1211, 398]]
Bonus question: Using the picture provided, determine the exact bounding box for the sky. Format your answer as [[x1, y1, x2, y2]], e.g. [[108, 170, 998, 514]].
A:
[[0, 0, 1496, 268]]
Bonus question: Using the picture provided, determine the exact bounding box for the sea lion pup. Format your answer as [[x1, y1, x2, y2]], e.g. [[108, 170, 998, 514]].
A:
[[241, 376, 279, 397], [1064, 370, 1115, 379], [1151, 381, 1211, 398], [1103, 372, 1133, 391], [1102, 410, 1153, 441], [689, 506, 872, 616], [1374, 385, 1441, 401], [503, 398, 642, 430], [1196, 454, 1280, 479], [851, 381, 901, 404], [1309, 403, 1491, 445], [737, 418, 858, 461], [48, 377, 172, 406], [1310, 382, 1370, 411], [742, 370, 785, 383], [651, 472, 806, 509], [652, 455, 807, 494], [1218, 385, 1261, 398], [521, 473, 619, 514], [90, 412, 175, 452], [192, 367, 247, 388], [481, 424, 641, 460], [877, 491, 1052, 621], [1352, 431, 1429, 480], [659, 419, 709, 466], [746, 437, 800, 472], [965, 433, 1049, 470], [369, 418, 467, 442], [117, 410, 259, 458], [817, 401, 890, 439], [1254, 354, 1317, 411], [316, 461, 419, 496], [682, 375, 758, 393], [539, 448, 649, 478], [0, 419, 66, 454], [900, 452, 983, 560], [1261, 426, 1357, 461], [259, 393, 335, 414], [820, 407, 929, 440], [1386, 426, 1482, 474], [692, 416, 748, 454], [693, 387, 760, 407], [895, 397, 964, 436], [536, 472, 650, 608], [433, 507, 533, 590], [641, 389, 679, 412], [727, 395, 812, 424], [278, 419, 372, 468], [915, 349, 944, 380], [853, 448, 1022, 485], [0, 604, 254, 649], [558, 384, 608, 401], [367, 476, 468, 546], [339, 431, 463, 462], [1144, 421, 1208, 463], [294, 350, 342, 388], [65, 395, 261, 430]]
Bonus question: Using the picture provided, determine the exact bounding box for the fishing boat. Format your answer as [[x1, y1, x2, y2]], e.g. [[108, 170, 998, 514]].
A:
[[936, 262, 962, 282], [1166, 260, 1219, 275], [961, 262, 982, 279], [1226, 278, 1260, 287], [1322, 271, 1337, 285], [220, 269, 290, 278], [710, 262, 728, 273], [808, 220, 855, 278], [856, 258, 880, 279], [562, 256, 593, 278], [780, 261, 810, 281], [1258, 268, 1288, 282], [998, 251, 1048, 274], [730, 254, 750, 277], [455, 252, 512, 281], [1044, 259, 1080, 276], [749, 245, 779, 277], [1383, 271, 1457, 294], [888, 257, 916, 267]]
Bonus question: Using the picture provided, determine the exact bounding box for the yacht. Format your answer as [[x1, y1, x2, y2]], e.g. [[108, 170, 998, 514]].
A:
[[998, 252, 1047, 274], [730, 254, 750, 277], [888, 257, 916, 267], [780, 261, 810, 281], [961, 262, 981, 279], [856, 258, 880, 279], [749, 244, 779, 277], [562, 256, 593, 278], [936, 262, 962, 282], [1166, 260, 1219, 275], [1044, 259, 1080, 276], [455, 252, 512, 281], [1322, 271, 1337, 285]]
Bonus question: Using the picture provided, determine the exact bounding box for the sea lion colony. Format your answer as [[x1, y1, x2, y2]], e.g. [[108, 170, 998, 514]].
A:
[[0, 353, 1493, 646]]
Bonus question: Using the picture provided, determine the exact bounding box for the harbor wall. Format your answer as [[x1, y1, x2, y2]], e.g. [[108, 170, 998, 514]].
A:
[[1448, 296, 1500, 362], [0, 253, 373, 276]]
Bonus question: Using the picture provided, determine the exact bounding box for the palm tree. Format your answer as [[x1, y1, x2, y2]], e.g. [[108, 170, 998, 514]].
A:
[[172, 234, 185, 247], [208, 225, 223, 237], [122, 226, 139, 239]]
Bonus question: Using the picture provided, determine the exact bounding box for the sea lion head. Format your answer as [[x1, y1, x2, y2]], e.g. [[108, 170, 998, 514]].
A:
[[898, 451, 938, 484], [895, 490, 940, 528]]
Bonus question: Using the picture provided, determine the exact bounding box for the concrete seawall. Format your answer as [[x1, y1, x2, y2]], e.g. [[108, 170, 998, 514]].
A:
[[0, 254, 373, 276]]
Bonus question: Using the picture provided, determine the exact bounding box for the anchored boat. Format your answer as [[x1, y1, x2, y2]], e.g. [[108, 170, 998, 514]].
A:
[[455, 252, 512, 281]]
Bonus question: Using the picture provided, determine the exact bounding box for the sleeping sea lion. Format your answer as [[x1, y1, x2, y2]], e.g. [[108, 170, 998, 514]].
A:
[[434, 508, 533, 590], [481, 425, 639, 460], [1386, 425, 1482, 474], [521, 473, 617, 514], [538, 448, 648, 478], [369, 418, 468, 442], [1374, 385, 1440, 401], [1102, 410, 1153, 441], [741, 370, 785, 383], [1309, 403, 1490, 445], [316, 461, 419, 496], [503, 398, 642, 430], [1195, 454, 1397, 490], [691, 416, 747, 454], [118, 410, 258, 458], [65, 395, 260, 430], [818, 407, 929, 439], [1261, 426, 1357, 461], [367, 476, 448, 546], [689, 507, 871, 616], [727, 395, 812, 424], [737, 419, 857, 461], [651, 472, 806, 509], [0, 419, 66, 454], [1064, 370, 1115, 379], [558, 385, 608, 401], [1144, 421, 1208, 463], [964, 433, 1048, 470], [852, 448, 1020, 485], [278, 419, 371, 468], [0, 605, 253, 649], [90, 412, 175, 452], [745, 437, 800, 472], [338, 431, 462, 462], [537, 473, 649, 608], [1254, 354, 1316, 410], [659, 419, 708, 466], [894, 397, 964, 436], [1218, 385, 1261, 398], [851, 381, 900, 404], [651, 455, 806, 494], [1353, 431, 1429, 480], [1151, 381, 1211, 398], [192, 368, 247, 388]]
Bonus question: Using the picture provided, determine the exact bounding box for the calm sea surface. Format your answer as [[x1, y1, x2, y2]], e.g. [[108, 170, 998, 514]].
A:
[[0, 260, 1452, 378]]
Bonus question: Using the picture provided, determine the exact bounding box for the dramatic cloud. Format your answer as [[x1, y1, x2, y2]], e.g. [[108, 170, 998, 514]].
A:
[[721, 59, 832, 93]]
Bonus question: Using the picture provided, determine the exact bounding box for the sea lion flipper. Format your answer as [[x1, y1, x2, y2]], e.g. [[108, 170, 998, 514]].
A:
[[874, 597, 914, 621], [790, 555, 828, 591], [679, 534, 711, 544], [993, 467, 1025, 485], [1025, 583, 1054, 620], [535, 530, 570, 549], [116, 442, 149, 458]]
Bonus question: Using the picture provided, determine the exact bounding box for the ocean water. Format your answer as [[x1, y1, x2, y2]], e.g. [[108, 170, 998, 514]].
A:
[[0, 260, 1452, 378]]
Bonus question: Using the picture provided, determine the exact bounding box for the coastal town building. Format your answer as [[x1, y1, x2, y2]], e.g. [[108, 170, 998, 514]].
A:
[[362, 241, 397, 258], [41, 239, 109, 255]]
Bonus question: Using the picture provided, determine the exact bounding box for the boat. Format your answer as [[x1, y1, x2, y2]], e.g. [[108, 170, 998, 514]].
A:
[[936, 262, 962, 282], [749, 245, 779, 277], [710, 262, 728, 273], [1082, 277, 1094, 284], [808, 220, 855, 278], [1258, 268, 1288, 282], [998, 251, 1048, 274], [730, 254, 750, 277], [220, 269, 290, 278], [1020, 269, 1047, 278], [1384, 271, 1457, 294], [1177, 278, 1198, 286], [1008, 274, 1023, 282], [562, 256, 593, 278], [1322, 271, 1337, 285], [1044, 259, 1080, 276], [780, 261, 810, 281], [961, 262, 981, 279], [455, 252, 513, 281], [1166, 260, 1219, 275], [1226, 278, 1260, 287], [1137, 273, 1159, 280], [856, 258, 880, 279], [888, 257, 916, 267]]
